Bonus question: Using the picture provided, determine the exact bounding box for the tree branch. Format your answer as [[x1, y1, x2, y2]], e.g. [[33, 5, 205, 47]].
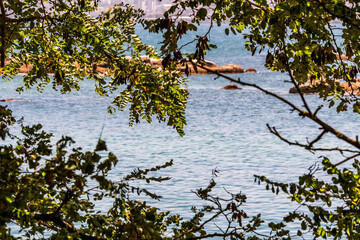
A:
[[281, 35, 313, 116], [315, 0, 360, 31], [334, 153, 360, 167], [0, 0, 6, 67], [307, 130, 327, 149], [186, 232, 243, 240], [266, 124, 357, 154], [4, 16, 60, 23], [34, 213, 101, 240], [194, 63, 360, 151], [53, 188, 73, 215]]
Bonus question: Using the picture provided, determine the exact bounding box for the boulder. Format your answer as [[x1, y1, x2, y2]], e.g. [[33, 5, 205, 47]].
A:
[[149, 59, 163, 67], [289, 79, 360, 95], [340, 81, 360, 95], [177, 63, 245, 74], [245, 68, 257, 73], [335, 54, 353, 61], [204, 60, 217, 68], [289, 84, 318, 94], [97, 62, 108, 68], [19, 64, 31, 73], [221, 84, 242, 90], [0, 56, 246, 76], [0, 98, 13, 102], [141, 56, 151, 63], [217, 64, 244, 74], [186, 59, 217, 68], [125, 56, 133, 61]]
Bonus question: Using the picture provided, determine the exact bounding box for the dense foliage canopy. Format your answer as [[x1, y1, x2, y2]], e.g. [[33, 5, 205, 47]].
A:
[[0, 0, 187, 136], [147, 0, 360, 114]]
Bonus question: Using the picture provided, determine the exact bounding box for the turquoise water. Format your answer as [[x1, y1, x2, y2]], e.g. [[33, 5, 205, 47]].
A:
[[2, 25, 359, 238]]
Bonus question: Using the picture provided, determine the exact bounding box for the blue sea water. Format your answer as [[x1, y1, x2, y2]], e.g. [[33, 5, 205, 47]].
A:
[[1, 24, 358, 238]]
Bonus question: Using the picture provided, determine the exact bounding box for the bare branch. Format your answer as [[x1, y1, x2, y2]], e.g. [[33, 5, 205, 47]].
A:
[[281, 35, 313, 116], [267, 124, 359, 154], [53, 187, 73, 215], [314, 105, 323, 117], [0, 0, 7, 67], [267, 124, 311, 148], [194, 63, 360, 151], [186, 232, 242, 240], [305, 147, 359, 154], [4, 16, 60, 23], [307, 130, 327, 149], [334, 153, 360, 167], [34, 213, 101, 240], [194, 63, 306, 114]]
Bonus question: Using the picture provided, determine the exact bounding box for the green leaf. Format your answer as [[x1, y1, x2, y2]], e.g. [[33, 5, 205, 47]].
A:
[[197, 8, 208, 20], [95, 139, 107, 151]]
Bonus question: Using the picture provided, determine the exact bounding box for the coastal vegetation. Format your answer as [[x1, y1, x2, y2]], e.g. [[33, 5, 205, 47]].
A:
[[1, 0, 360, 239], [146, 0, 360, 238]]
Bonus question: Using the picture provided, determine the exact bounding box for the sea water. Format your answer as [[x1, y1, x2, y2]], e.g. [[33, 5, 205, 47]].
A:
[[1, 24, 358, 238]]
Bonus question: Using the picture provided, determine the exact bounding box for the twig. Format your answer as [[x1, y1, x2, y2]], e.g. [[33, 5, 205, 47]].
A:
[[186, 232, 242, 240], [194, 63, 360, 151], [267, 124, 358, 153], [281, 35, 313, 116], [307, 130, 327, 149], [334, 153, 360, 167]]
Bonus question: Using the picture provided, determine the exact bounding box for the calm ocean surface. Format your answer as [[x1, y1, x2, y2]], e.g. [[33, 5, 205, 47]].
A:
[[2, 25, 358, 238]]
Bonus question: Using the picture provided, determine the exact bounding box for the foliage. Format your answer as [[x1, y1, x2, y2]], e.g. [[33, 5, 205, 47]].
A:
[[144, 0, 360, 239], [0, 105, 248, 239], [0, 0, 187, 136], [0, 0, 206, 238], [6, 108, 174, 239], [255, 158, 360, 239], [0, 1, 255, 239], [146, 0, 360, 113], [3, 0, 360, 239]]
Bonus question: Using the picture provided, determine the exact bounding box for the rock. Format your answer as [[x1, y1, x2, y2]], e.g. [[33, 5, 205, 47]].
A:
[[141, 56, 151, 63], [177, 64, 210, 74], [0, 56, 246, 76], [290, 74, 329, 94], [335, 54, 353, 61], [204, 60, 217, 68], [19, 65, 31, 73], [175, 60, 218, 74], [149, 59, 163, 67], [0, 98, 13, 102], [178, 63, 245, 74], [289, 78, 360, 95], [186, 59, 217, 67], [192, 66, 208, 74], [217, 64, 244, 73], [340, 81, 360, 95], [221, 84, 242, 90], [245, 68, 257, 73], [289, 85, 318, 94], [97, 62, 108, 68]]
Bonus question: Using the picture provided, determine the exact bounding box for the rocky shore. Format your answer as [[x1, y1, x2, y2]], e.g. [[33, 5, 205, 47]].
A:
[[2, 56, 255, 75], [289, 79, 360, 95], [139, 56, 253, 74], [221, 84, 242, 90]]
